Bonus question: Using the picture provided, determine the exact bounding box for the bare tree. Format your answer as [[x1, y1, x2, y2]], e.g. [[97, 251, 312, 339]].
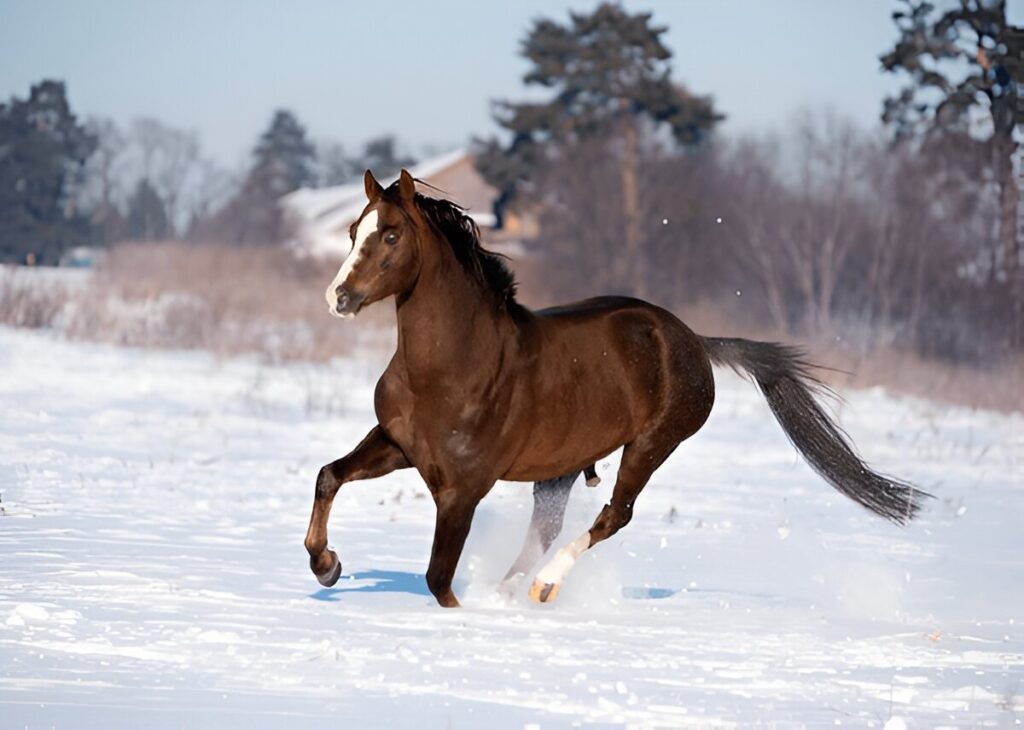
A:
[[131, 117, 164, 182], [780, 112, 865, 337], [528, 134, 630, 301], [185, 159, 236, 236], [514, 104, 1015, 362], [128, 117, 202, 237], [82, 117, 127, 243], [717, 136, 795, 334], [153, 128, 200, 235], [316, 140, 354, 186]]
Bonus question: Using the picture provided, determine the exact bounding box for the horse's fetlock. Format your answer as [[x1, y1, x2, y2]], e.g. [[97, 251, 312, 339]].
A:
[[304, 536, 324, 557], [425, 567, 448, 598]]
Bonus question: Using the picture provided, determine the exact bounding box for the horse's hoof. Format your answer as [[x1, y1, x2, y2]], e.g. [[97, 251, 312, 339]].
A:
[[437, 592, 461, 608], [498, 574, 524, 600], [528, 579, 560, 604], [315, 551, 342, 587], [585, 475, 601, 487]]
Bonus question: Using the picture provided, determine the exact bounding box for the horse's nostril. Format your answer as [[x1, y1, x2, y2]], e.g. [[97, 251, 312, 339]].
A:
[[336, 289, 350, 312], [335, 285, 344, 296]]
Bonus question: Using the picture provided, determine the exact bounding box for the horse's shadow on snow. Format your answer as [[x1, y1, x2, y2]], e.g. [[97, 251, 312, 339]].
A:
[[311, 572, 777, 604], [307, 565, 786, 602], [310, 571, 684, 602], [309, 570, 431, 600]]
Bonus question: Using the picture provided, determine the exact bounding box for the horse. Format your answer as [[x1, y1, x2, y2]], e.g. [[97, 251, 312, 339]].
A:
[[304, 168, 930, 608]]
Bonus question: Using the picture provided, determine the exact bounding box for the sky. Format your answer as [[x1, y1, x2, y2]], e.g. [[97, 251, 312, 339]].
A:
[[0, 0, 991, 169]]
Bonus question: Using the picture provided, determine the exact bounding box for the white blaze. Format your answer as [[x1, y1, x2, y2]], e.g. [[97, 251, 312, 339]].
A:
[[325, 209, 379, 316]]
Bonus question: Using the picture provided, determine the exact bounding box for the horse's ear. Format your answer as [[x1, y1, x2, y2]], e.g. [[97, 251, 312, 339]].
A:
[[398, 169, 416, 202], [364, 170, 384, 202]]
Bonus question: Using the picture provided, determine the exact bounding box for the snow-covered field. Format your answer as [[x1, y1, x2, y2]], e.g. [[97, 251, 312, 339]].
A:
[[0, 325, 1021, 728]]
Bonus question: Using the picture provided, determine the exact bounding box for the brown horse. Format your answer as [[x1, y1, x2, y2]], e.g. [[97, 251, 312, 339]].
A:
[[304, 169, 929, 608]]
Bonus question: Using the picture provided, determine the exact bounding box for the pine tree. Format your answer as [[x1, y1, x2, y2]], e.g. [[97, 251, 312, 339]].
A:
[[249, 110, 316, 197], [0, 80, 97, 264], [354, 135, 416, 180], [881, 0, 1021, 276], [316, 141, 353, 187], [473, 3, 722, 294], [125, 178, 170, 241], [200, 109, 316, 245]]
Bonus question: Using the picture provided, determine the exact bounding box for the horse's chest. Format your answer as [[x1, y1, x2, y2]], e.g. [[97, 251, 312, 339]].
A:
[[375, 374, 508, 484]]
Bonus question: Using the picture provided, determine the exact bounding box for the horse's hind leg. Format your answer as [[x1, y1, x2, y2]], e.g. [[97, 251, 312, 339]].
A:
[[499, 472, 578, 595], [529, 438, 677, 603]]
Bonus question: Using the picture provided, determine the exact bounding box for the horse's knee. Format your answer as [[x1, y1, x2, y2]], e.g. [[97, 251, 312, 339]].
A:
[[315, 464, 341, 500]]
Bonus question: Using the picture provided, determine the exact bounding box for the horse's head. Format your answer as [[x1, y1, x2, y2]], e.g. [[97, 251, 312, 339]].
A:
[[325, 169, 422, 318]]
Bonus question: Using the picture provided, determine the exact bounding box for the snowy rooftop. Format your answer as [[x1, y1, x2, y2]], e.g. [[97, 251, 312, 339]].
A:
[[282, 149, 496, 259]]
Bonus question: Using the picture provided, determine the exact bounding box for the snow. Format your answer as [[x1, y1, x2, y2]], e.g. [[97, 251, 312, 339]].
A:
[[0, 325, 1021, 727]]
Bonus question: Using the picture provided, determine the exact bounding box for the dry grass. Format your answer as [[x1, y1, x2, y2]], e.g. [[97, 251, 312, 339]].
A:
[[677, 299, 1024, 414], [3, 246, 1020, 413], [0, 265, 82, 329], [61, 242, 394, 362], [834, 346, 1023, 415]]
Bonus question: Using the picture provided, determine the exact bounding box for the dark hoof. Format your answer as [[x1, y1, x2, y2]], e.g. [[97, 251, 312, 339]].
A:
[[436, 591, 461, 608], [315, 551, 342, 587]]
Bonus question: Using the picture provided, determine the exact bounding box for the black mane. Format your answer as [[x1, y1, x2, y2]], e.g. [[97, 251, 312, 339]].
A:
[[384, 183, 520, 313]]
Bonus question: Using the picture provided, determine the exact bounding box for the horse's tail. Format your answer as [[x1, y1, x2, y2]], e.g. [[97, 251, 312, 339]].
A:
[[700, 336, 930, 524]]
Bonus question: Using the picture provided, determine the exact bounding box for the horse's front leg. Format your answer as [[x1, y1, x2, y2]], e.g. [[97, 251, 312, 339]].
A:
[[425, 487, 488, 608], [304, 425, 410, 587]]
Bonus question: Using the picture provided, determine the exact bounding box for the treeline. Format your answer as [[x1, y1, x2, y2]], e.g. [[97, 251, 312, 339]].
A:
[[2, 2, 1019, 366], [474, 2, 1022, 362], [0, 82, 416, 263]]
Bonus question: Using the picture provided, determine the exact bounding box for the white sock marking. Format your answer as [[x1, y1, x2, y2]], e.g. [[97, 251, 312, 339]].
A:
[[535, 532, 590, 586]]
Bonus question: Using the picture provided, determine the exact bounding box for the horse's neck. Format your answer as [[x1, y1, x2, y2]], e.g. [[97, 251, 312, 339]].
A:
[[394, 245, 513, 383]]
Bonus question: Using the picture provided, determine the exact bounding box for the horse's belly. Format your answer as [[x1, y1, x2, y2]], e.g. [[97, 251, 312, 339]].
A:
[[500, 442, 621, 482], [499, 383, 635, 482]]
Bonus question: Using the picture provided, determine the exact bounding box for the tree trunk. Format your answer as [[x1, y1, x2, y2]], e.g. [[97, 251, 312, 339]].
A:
[[994, 130, 1021, 347], [995, 132, 1019, 273], [747, 228, 790, 335], [621, 114, 644, 298]]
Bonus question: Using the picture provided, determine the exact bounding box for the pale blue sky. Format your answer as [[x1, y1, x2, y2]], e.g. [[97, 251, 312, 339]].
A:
[[0, 0, 974, 168]]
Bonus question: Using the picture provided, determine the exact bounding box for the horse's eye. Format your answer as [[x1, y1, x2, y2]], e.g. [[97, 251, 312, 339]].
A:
[[385, 232, 398, 245]]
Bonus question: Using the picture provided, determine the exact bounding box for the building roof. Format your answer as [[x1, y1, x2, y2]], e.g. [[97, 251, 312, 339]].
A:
[[281, 149, 497, 258]]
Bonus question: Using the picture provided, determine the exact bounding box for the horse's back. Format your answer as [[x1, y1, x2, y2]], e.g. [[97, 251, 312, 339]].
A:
[[533, 295, 645, 321], [531, 296, 707, 370]]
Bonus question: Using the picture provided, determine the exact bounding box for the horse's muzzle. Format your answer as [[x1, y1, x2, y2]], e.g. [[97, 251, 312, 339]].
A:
[[331, 285, 366, 318]]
